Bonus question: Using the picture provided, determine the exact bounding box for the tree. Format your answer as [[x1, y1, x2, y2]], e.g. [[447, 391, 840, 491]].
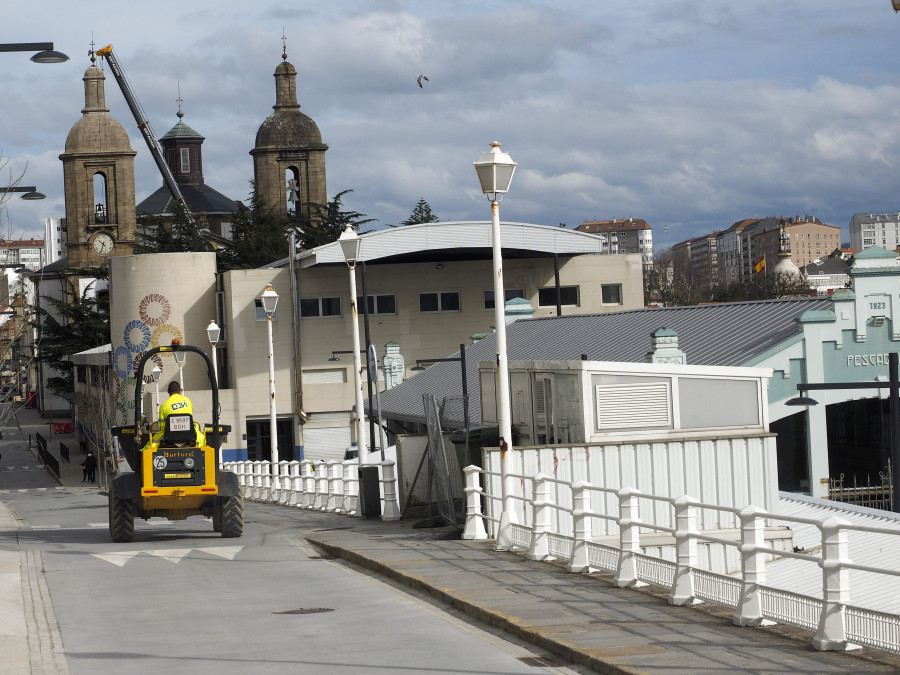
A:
[[399, 198, 439, 226], [135, 201, 209, 254], [302, 189, 377, 249], [218, 187, 290, 270], [31, 283, 110, 398]]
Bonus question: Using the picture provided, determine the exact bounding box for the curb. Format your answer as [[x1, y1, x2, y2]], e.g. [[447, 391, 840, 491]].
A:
[[305, 536, 635, 675]]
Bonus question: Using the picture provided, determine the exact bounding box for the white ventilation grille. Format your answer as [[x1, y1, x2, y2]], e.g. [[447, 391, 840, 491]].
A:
[[595, 382, 671, 430]]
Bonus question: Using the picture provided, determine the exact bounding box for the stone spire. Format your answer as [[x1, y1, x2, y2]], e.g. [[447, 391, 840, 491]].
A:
[[81, 54, 109, 115]]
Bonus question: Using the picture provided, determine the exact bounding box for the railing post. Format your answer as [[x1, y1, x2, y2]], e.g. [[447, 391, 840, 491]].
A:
[[325, 460, 343, 512], [813, 516, 852, 651], [733, 505, 769, 626], [277, 461, 290, 504], [568, 480, 592, 573], [313, 462, 328, 510], [462, 465, 487, 540], [668, 495, 700, 606], [342, 459, 359, 514], [614, 487, 643, 588], [528, 473, 552, 561], [300, 460, 315, 508], [380, 461, 401, 521], [287, 461, 301, 506]]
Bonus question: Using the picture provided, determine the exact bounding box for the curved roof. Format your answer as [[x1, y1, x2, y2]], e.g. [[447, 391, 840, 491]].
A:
[[254, 109, 325, 149], [290, 221, 607, 268], [63, 64, 134, 156]]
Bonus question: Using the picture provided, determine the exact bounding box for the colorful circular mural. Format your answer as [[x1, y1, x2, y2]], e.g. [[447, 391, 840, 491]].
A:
[[123, 320, 151, 354], [138, 293, 171, 326]]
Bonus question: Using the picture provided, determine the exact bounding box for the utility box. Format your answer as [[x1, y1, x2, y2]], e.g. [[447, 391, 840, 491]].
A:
[[358, 465, 381, 518]]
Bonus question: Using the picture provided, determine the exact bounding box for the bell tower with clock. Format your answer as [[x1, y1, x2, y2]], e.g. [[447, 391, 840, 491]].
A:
[[60, 55, 137, 268]]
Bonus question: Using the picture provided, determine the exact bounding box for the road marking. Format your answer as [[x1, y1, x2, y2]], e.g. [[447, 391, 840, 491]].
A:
[[91, 546, 244, 567], [30, 525, 61, 530]]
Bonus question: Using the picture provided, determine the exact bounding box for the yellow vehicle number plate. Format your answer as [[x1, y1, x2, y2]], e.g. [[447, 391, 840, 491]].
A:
[[164, 473, 192, 479]]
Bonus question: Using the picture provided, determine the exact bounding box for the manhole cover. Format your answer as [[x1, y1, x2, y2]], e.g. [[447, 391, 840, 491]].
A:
[[272, 608, 334, 615]]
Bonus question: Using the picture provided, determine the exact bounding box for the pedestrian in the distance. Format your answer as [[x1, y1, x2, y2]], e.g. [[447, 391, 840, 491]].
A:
[[83, 451, 97, 484], [80, 459, 87, 482]]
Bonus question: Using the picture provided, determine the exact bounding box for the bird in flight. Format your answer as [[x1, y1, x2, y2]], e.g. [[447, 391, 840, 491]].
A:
[[417, 74, 429, 88]]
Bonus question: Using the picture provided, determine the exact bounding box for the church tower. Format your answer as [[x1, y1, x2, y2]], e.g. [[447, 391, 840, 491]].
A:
[[251, 46, 327, 223], [59, 56, 137, 268]]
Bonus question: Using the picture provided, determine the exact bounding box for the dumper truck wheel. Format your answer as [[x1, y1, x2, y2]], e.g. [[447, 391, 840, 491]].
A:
[[219, 493, 243, 538], [109, 482, 134, 543]]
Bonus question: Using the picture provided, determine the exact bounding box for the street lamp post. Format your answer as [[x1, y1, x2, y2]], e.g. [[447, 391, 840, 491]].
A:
[[0, 43, 69, 63], [151, 365, 162, 418], [474, 141, 517, 550], [338, 224, 367, 463], [206, 320, 220, 386], [0, 187, 46, 201], [173, 350, 185, 391], [260, 285, 280, 491]]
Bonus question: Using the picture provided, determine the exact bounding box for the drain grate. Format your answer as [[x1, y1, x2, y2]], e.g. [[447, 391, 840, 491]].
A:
[[272, 607, 334, 615]]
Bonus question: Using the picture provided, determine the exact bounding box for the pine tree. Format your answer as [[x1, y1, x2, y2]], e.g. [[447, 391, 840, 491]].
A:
[[400, 198, 439, 226], [135, 201, 208, 254]]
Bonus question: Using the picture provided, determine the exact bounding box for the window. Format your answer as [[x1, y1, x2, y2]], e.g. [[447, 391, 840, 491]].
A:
[[419, 291, 460, 312], [538, 286, 579, 307], [484, 288, 525, 310], [299, 297, 341, 318], [357, 294, 397, 315], [180, 148, 190, 173], [601, 284, 622, 304]]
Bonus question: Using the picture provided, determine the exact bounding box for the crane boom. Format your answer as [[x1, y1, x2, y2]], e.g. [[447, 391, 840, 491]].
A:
[[94, 45, 189, 215]]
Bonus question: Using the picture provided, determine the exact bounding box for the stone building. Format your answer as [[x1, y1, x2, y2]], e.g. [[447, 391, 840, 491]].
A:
[[250, 50, 328, 223], [136, 106, 239, 239], [59, 57, 137, 269]]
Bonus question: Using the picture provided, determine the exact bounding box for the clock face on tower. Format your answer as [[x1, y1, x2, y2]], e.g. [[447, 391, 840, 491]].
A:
[[91, 232, 115, 256]]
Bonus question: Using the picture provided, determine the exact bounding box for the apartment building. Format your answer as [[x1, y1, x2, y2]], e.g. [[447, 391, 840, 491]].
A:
[[576, 218, 653, 266]]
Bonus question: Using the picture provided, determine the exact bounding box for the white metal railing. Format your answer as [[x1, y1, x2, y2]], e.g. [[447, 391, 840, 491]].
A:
[[223, 459, 400, 521], [461, 465, 900, 655]]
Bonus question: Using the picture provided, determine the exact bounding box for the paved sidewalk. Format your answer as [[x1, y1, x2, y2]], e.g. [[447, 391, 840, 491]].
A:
[[305, 515, 900, 674]]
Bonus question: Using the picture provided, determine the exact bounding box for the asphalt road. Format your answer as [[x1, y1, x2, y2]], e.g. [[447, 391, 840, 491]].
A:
[[0, 445, 585, 674]]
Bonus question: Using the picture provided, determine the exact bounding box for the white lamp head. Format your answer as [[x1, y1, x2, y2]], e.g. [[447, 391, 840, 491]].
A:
[[260, 284, 279, 316], [206, 319, 221, 345], [338, 224, 361, 269], [474, 141, 516, 200]]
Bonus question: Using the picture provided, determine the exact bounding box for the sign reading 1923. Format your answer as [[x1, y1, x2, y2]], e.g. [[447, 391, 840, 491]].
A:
[[870, 301, 887, 310], [848, 353, 890, 367]]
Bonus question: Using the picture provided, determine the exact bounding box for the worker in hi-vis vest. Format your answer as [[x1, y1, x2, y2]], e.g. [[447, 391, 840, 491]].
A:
[[144, 381, 205, 448]]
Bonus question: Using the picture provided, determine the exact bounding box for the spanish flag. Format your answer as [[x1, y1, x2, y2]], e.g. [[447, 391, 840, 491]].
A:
[[754, 255, 766, 274]]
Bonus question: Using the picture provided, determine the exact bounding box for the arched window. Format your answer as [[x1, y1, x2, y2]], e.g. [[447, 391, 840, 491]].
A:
[[286, 167, 300, 214], [93, 172, 108, 223]]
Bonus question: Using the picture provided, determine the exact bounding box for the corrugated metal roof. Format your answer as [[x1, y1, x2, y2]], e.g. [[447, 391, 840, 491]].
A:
[[376, 297, 831, 427], [765, 493, 900, 615], [294, 221, 606, 268]]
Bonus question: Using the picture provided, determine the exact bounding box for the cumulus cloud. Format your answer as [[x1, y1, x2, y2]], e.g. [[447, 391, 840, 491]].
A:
[[1, 1, 899, 247]]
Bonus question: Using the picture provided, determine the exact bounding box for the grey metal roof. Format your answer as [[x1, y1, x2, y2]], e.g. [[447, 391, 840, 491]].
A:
[[137, 183, 239, 216], [292, 221, 606, 268], [375, 296, 832, 428]]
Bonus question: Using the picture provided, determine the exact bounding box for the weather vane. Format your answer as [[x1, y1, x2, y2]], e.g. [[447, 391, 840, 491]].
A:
[[281, 28, 288, 61]]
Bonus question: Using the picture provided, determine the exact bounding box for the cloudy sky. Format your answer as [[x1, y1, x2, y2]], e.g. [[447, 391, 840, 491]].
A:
[[2, 1, 900, 250]]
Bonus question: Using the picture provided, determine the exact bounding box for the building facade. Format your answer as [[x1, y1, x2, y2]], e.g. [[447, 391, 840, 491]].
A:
[[849, 212, 900, 252], [576, 218, 653, 266]]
